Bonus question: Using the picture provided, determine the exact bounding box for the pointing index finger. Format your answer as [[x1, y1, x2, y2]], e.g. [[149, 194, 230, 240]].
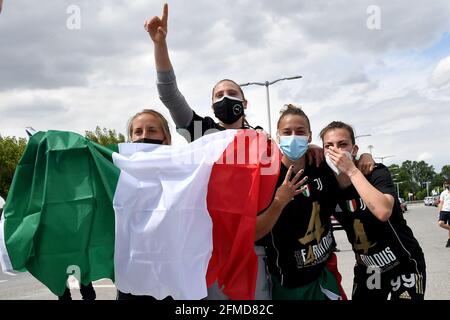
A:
[[162, 3, 169, 27]]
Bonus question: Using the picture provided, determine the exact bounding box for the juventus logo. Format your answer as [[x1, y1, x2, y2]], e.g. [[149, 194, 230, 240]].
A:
[[314, 178, 323, 191], [360, 198, 366, 210]]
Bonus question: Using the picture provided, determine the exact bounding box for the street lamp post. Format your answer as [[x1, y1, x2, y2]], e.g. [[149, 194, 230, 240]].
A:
[[240, 75, 302, 135], [368, 145, 374, 155], [425, 181, 431, 197], [394, 181, 403, 199], [396, 182, 400, 198]]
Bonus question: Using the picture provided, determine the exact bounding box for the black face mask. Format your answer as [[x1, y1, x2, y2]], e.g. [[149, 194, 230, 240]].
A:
[[133, 138, 164, 144], [212, 96, 244, 125]]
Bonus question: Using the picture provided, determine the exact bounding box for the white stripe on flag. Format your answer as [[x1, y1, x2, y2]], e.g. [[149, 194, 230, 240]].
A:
[[0, 219, 15, 274], [112, 130, 237, 299], [320, 285, 342, 300]]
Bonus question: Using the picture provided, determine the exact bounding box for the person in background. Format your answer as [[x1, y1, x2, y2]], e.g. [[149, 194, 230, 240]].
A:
[[437, 181, 450, 248]]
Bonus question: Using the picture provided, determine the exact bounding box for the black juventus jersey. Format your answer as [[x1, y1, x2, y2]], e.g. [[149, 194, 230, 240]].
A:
[[334, 164, 425, 273], [260, 162, 338, 288]]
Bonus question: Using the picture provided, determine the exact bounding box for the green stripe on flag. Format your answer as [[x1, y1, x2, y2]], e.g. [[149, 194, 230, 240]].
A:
[[2, 131, 120, 295]]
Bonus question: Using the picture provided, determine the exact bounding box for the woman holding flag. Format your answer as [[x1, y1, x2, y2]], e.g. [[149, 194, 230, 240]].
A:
[[127, 109, 172, 145], [116, 108, 173, 300]]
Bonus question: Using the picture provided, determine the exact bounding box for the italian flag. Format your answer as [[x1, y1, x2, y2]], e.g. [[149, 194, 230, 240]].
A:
[[0, 129, 280, 300], [346, 199, 357, 212], [302, 184, 311, 197]]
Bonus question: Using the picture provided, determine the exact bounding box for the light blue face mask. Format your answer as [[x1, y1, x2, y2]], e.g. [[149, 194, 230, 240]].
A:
[[279, 135, 309, 160]]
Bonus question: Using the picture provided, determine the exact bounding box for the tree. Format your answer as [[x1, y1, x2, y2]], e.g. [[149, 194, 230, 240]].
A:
[[441, 165, 450, 181], [85, 126, 125, 146], [430, 173, 444, 193], [430, 165, 450, 194], [416, 190, 427, 200], [401, 160, 435, 186], [0, 135, 27, 198], [387, 161, 440, 199]]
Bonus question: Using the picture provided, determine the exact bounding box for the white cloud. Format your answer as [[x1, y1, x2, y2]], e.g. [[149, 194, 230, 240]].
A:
[[375, 117, 431, 135], [430, 56, 450, 88], [417, 152, 433, 161]]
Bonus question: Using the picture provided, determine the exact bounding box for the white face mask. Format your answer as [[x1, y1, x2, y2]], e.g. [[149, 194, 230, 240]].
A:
[[325, 151, 353, 175]]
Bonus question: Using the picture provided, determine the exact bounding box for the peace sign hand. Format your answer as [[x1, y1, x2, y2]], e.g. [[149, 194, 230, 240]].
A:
[[144, 3, 168, 44], [274, 166, 308, 208]]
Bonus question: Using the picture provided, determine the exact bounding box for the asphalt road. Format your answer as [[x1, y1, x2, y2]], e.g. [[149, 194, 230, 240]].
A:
[[0, 202, 448, 300]]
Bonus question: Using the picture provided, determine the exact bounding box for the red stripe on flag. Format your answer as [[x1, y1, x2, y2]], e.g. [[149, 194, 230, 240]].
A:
[[206, 130, 281, 300], [326, 252, 348, 300]]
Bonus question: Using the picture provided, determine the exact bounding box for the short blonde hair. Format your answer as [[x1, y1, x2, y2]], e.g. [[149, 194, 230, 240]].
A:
[[127, 109, 172, 145]]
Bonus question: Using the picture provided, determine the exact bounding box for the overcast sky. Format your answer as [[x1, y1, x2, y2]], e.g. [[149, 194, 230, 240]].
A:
[[0, 0, 449, 171]]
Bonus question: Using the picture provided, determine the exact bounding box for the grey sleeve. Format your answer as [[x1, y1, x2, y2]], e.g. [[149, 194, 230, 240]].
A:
[[156, 69, 194, 128]]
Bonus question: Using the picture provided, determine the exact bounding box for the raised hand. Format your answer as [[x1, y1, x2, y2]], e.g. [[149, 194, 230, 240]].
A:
[[274, 166, 308, 207], [144, 3, 168, 44], [306, 144, 324, 168], [357, 153, 375, 175]]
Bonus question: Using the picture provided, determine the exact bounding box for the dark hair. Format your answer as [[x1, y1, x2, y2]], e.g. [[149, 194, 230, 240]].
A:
[[319, 121, 355, 145], [277, 104, 311, 132], [212, 79, 246, 101], [127, 109, 172, 144]]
